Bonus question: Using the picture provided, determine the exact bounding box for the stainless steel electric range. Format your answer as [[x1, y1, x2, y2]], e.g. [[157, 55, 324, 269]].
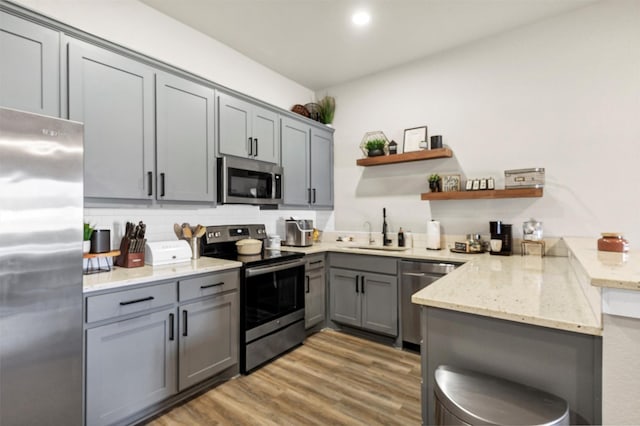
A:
[[200, 224, 306, 373]]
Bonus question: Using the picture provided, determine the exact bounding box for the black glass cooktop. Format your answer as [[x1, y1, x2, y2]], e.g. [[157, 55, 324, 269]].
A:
[[208, 249, 304, 268]]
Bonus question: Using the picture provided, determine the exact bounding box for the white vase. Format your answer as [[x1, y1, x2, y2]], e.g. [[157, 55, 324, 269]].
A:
[[83, 240, 91, 254]]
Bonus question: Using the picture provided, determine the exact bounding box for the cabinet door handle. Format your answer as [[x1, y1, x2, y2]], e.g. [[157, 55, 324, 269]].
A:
[[169, 313, 175, 341], [254, 138, 258, 157], [361, 276, 365, 294], [248, 137, 253, 156], [305, 275, 310, 293], [200, 282, 224, 289], [312, 188, 317, 203], [308, 188, 312, 204], [160, 172, 166, 197], [119, 296, 154, 306], [182, 310, 188, 337], [147, 171, 153, 196], [355, 275, 359, 293], [310, 260, 322, 265]]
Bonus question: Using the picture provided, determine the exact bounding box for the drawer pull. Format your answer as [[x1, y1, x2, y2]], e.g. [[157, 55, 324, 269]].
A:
[[119, 296, 154, 306], [169, 313, 175, 341], [309, 260, 323, 265], [200, 282, 224, 290], [182, 310, 188, 337]]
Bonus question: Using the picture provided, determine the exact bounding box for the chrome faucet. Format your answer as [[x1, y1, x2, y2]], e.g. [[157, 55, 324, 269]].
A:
[[364, 221, 375, 244]]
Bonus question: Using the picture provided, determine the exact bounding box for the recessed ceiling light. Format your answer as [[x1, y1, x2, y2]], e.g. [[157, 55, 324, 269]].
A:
[[352, 10, 371, 27]]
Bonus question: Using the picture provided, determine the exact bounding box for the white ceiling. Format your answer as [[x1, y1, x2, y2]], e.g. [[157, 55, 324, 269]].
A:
[[139, 0, 598, 91]]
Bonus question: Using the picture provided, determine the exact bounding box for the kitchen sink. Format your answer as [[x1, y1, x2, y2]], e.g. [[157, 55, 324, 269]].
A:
[[345, 245, 410, 252]]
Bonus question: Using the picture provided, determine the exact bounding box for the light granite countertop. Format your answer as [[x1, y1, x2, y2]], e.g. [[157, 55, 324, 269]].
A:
[[564, 237, 640, 291], [83, 257, 242, 294], [84, 240, 608, 336], [411, 253, 602, 336]]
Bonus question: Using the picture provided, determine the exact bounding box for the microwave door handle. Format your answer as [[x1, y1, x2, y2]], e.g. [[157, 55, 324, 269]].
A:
[[244, 258, 306, 277]]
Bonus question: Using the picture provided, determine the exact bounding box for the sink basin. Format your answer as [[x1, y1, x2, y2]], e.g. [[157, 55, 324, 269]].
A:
[[346, 245, 410, 252]]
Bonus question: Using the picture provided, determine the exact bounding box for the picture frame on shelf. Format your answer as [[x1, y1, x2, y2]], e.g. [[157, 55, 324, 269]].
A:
[[442, 174, 461, 192], [402, 126, 428, 153]]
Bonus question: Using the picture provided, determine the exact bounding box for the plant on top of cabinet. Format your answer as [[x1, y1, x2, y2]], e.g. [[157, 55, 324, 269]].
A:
[[317, 95, 336, 125]]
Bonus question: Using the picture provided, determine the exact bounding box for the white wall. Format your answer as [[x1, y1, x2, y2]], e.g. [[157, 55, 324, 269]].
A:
[[12, 0, 314, 109], [324, 0, 640, 244]]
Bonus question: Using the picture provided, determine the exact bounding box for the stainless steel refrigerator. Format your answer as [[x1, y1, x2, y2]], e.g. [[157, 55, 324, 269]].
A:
[[0, 107, 83, 425]]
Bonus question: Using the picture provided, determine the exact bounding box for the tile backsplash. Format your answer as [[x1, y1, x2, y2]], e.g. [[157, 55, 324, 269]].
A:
[[84, 205, 332, 252]]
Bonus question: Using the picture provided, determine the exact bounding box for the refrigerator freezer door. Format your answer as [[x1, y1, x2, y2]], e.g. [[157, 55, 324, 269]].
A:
[[0, 107, 83, 425]]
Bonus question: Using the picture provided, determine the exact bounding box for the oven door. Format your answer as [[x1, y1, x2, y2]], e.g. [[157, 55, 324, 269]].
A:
[[217, 157, 282, 205], [243, 258, 305, 334]]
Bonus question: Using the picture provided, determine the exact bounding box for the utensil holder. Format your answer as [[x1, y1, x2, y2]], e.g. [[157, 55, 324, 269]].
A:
[[190, 237, 200, 260]]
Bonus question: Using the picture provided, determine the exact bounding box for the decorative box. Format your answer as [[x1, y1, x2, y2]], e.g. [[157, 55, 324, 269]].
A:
[[504, 168, 545, 189]]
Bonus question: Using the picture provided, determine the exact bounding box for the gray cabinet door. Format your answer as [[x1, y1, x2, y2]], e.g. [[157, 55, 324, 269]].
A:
[[178, 291, 238, 390], [218, 92, 250, 159], [281, 116, 311, 206], [361, 272, 398, 336], [85, 308, 177, 426], [68, 39, 155, 200], [0, 11, 59, 116], [329, 268, 361, 328], [252, 105, 279, 163], [305, 267, 325, 329], [310, 127, 334, 207], [156, 72, 215, 202]]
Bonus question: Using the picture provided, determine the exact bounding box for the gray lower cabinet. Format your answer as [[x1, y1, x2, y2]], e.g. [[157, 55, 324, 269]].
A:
[[281, 116, 333, 208], [218, 91, 279, 164], [68, 38, 155, 200], [156, 72, 216, 202], [85, 307, 177, 426], [329, 267, 398, 336], [178, 291, 238, 390], [305, 254, 326, 329], [0, 10, 60, 117]]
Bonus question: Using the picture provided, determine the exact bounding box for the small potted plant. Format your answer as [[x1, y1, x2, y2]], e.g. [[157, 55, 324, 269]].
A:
[[365, 139, 386, 157], [83, 222, 94, 253], [317, 95, 336, 126], [428, 174, 441, 192]]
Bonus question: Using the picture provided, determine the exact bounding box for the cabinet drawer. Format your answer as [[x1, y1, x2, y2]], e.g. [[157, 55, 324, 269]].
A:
[[179, 270, 239, 302], [306, 254, 325, 270], [86, 282, 176, 323], [329, 253, 397, 275]]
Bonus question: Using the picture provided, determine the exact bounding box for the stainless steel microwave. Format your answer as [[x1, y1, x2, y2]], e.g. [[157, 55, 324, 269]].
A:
[[217, 156, 282, 205]]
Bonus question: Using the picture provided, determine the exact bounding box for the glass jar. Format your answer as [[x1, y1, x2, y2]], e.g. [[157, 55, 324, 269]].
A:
[[597, 233, 629, 253]]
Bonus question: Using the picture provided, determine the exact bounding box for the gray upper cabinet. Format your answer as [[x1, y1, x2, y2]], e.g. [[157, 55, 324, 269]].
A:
[[310, 126, 334, 207], [281, 116, 334, 208], [178, 291, 238, 390], [156, 72, 215, 202], [85, 307, 177, 426], [218, 92, 279, 164], [281, 116, 311, 206], [0, 11, 59, 117], [68, 39, 155, 200]]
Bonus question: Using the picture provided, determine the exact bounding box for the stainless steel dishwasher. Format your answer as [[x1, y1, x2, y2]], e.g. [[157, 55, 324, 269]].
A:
[[400, 260, 461, 348]]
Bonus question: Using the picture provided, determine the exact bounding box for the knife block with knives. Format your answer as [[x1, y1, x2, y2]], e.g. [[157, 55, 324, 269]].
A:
[[115, 220, 147, 268]]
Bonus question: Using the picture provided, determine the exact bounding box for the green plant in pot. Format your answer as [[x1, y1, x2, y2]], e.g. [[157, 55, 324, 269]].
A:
[[428, 174, 441, 192], [83, 223, 94, 253], [365, 139, 386, 157], [317, 95, 335, 125]]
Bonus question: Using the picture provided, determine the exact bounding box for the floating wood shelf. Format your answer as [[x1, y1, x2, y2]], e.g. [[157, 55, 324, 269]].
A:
[[421, 188, 543, 201], [356, 148, 452, 166]]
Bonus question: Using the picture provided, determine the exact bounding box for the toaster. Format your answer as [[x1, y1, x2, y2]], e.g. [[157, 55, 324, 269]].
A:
[[284, 219, 314, 247]]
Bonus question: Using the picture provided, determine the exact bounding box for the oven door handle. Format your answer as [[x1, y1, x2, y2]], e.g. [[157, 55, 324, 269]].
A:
[[244, 258, 306, 277]]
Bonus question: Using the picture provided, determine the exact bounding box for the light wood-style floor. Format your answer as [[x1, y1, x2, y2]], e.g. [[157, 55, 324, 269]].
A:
[[148, 329, 421, 425]]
